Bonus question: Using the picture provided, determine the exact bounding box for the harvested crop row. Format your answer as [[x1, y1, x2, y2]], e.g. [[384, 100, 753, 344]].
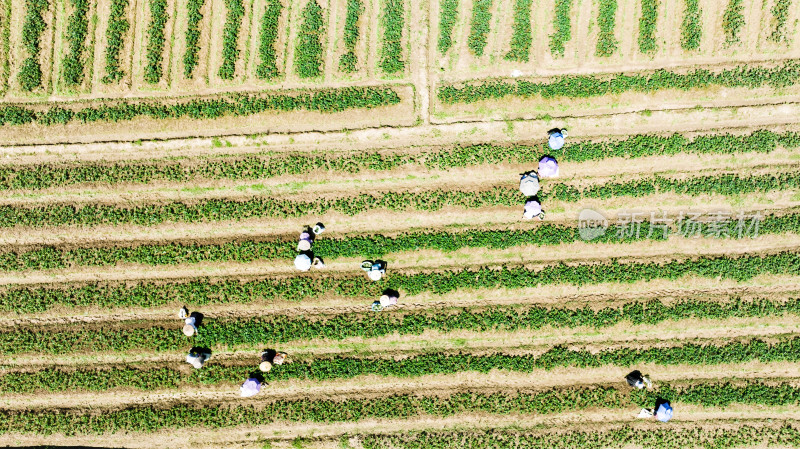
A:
[[183, 0, 205, 78], [0, 210, 794, 272], [338, 0, 362, 73], [62, 0, 90, 87], [256, 0, 283, 79], [437, 61, 800, 104], [0, 170, 796, 228], [0, 130, 793, 191], [0, 274, 800, 348], [19, 0, 48, 91], [2, 337, 798, 393], [358, 423, 800, 449], [0, 86, 401, 127], [144, 0, 168, 84], [380, 0, 404, 74], [504, 0, 532, 62], [0, 381, 796, 435], [102, 0, 130, 83], [218, 0, 244, 80]]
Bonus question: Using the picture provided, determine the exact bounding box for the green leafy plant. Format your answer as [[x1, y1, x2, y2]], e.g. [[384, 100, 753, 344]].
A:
[[256, 0, 283, 79], [438, 61, 800, 103], [595, 0, 618, 56], [437, 0, 458, 54], [295, 0, 324, 78], [338, 0, 362, 72], [19, 0, 48, 91], [680, 0, 701, 50], [0, 86, 401, 127], [183, 0, 205, 78], [549, 0, 572, 57], [768, 0, 791, 42], [467, 0, 492, 56], [504, 0, 532, 62], [102, 0, 130, 83], [722, 0, 744, 43], [218, 0, 244, 80], [638, 0, 658, 53], [62, 0, 89, 86], [380, 0, 404, 73], [144, 0, 168, 83]]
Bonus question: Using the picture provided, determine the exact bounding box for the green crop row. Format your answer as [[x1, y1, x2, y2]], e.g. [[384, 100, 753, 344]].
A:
[[218, 0, 244, 80], [549, 0, 572, 57], [19, 0, 48, 91], [722, 0, 744, 44], [0, 129, 794, 191], [102, 0, 129, 83], [0, 249, 797, 334], [637, 0, 658, 54], [467, 0, 492, 56], [359, 424, 800, 449], [0, 170, 795, 229], [62, 0, 89, 87], [1, 210, 796, 273], [595, 0, 618, 56], [438, 60, 800, 103], [680, 0, 701, 50], [296, 0, 324, 78], [380, 0, 404, 74], [0, 381, 796, 435], [0, 86, 401, 127], [503, 0, 532, 62], [768, 0, 791, 42], [256, 0, 283, 79], [255, 0, 283, 80], [183, 0, 204, 78], [437, 0, 458, 54], [2, 337, 797, 393], [144, 0, 168, 84], [338, 0, 362, 73]]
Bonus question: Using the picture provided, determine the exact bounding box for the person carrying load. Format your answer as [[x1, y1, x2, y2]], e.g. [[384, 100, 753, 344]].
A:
[[179, 306, 203, 337], [548, 128, 568, 150], [294, 223, 326, 271], [538, 156, 559, 178], [259, 349, 288, 372], [186, 348, 211, 369], [372, 289, 400, 311], [625, 370, 652, 389]]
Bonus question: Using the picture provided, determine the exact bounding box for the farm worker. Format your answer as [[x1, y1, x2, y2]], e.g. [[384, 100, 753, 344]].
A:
[[260, 350, 288, 371], [240, 378, 261, 397], [625, 370, 652, 389], [372, 292, 399, 311], [538, 156, 559, 178], [548, 128, 568, 150], [638, 399, 673, 422], [186, 349, 211, 369], [519, 171, 540, 197], [295, 253, 324, 271], [362, 260, 387, 281], [523, 199, 545, 220], [179, 306, 201, 336], [298, 231, 313, 252]]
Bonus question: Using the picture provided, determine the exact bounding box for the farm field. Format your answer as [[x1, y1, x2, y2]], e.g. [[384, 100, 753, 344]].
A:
[[0, 0, 799, 447]]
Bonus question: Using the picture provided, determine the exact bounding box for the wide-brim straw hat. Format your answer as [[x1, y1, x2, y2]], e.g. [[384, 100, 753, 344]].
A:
[[182, 324, 195, 336], [297, 240, 311, 251], [368, 270, 383, 281], [259, 361, 273, 372]]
